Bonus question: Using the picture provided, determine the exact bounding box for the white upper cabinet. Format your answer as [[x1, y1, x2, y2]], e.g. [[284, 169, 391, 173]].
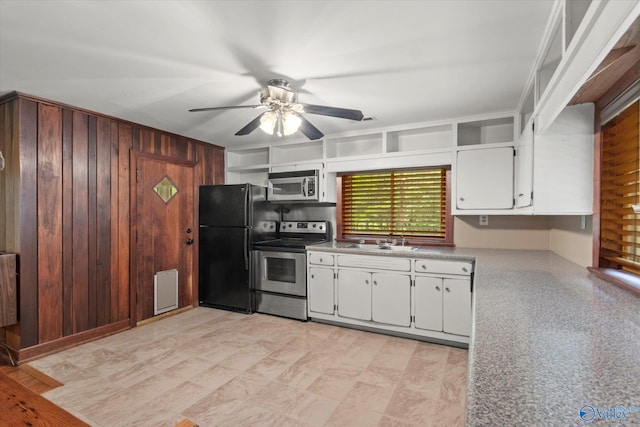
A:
[[532, 103, 594, 214], [515, 121, 534, 209], [453, 116, 516, 213], [456, 146, 515, 210]]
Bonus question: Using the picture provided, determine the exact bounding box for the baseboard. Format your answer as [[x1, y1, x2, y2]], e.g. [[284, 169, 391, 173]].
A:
[[16, 320, 131, 363]]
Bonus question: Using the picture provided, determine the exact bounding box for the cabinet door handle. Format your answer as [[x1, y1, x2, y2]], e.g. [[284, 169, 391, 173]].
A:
[[311, 274, 314, 279], [365, 280, 369, 285], [445, 287, 450, 292], [319, 258, 323, 262], [518, 193, 524, 197], [435, 286, 440, 291], [462, 267, 468, 273], [421, 265, 426, 269], [459, 197, 465, 201], [373, 281, 377, 286]]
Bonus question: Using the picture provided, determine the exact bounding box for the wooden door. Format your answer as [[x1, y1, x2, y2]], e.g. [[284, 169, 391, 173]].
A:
[[131, 153, 196, 323]]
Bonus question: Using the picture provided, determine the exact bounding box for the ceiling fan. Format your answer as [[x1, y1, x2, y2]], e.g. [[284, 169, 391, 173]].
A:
[[189, 79, 364, 141]]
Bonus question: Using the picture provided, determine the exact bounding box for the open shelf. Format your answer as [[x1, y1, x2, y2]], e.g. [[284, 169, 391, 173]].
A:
[[326, 133, 383, 158], [457, 117, 515, 146], [226, 147, 269, 170], [271, 141, 323, 165], [387, 125, 452, 153]]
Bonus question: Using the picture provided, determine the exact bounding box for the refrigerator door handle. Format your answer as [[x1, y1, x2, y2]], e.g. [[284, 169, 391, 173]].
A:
[[244, 183, 250, 227], [244, 228, 249, 270]]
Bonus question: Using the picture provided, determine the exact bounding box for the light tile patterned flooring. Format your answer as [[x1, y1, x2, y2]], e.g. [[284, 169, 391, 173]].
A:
[[29, 307, 468, 426]]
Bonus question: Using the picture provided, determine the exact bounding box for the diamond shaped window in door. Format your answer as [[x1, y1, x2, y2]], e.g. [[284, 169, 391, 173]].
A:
[[153, 176, 179, 203]]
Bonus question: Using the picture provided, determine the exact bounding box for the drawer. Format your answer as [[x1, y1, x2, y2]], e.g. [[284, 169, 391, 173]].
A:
[[309, 253, 334, 266], [338, 255, 411, 271], [415, 259, 472, 275]]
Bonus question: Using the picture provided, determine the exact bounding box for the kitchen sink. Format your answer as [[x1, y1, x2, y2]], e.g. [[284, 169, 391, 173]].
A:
[[377, 245, 419, 252], [343, 243, 418, 252]]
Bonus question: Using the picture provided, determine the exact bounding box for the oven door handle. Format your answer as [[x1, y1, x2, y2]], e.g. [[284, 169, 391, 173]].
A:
[[263, 256, 268, 280]]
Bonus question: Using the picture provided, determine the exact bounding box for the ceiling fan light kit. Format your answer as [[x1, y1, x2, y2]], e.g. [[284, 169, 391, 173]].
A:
[[259, 109, 302, 137], [189, 79, 364, 141]]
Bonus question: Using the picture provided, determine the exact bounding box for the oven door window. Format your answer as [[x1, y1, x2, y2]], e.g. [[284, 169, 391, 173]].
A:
[[265, 257, 297, 283]]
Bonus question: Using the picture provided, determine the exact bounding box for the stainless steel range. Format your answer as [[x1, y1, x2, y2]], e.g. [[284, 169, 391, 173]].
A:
[[252, 221, 331, 320]]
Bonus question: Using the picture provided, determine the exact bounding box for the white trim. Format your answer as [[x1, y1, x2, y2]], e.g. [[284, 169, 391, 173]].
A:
[[600, 80, 640, 125]]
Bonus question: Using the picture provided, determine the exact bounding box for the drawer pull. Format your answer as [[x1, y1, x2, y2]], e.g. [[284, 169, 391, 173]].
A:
[[319, 258, 323, 262], [462, 267, 468, 272], [421, 265, 426, 269]]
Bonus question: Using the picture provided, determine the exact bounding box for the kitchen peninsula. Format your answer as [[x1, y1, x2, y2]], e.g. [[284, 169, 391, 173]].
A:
[[463, 249, 638, 425], [307, 243, 640, 425]]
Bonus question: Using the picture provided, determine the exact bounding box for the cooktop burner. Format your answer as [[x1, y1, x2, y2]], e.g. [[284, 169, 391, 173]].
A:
[[253, 221, 330, 250]]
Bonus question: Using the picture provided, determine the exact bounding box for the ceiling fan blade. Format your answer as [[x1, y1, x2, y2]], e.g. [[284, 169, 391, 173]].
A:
[[294, 113, 324, 140], [189, 105, 263, 113], [299, 104, 364, 121], [235, 112, 266, 136]]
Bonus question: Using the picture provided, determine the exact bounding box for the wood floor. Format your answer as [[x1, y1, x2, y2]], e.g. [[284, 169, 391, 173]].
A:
[[0, 363, 89, 426], [0, 357, 199, 427]]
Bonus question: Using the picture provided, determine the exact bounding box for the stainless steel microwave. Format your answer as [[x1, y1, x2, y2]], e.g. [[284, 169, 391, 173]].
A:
[[267, 169, 319, 202]]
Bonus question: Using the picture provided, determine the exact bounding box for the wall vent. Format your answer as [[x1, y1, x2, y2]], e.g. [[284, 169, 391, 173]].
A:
[[154, 269, 178, 315]]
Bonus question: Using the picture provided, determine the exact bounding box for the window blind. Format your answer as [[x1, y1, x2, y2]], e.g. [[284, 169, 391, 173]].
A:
[[340, 168, 448, 239], [600, 100, 640, 272]]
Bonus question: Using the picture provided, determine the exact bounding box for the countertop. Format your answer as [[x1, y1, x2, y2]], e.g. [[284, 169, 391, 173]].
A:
[[307, 241, 475, 262], [307, 244, 640, 425]]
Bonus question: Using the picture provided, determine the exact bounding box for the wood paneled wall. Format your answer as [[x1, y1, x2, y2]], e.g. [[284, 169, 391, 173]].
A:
[[0, 92, 224, 359]]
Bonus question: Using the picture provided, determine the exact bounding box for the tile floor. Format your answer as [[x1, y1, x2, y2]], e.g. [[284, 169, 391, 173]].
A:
[[29, 307, 468, 426]]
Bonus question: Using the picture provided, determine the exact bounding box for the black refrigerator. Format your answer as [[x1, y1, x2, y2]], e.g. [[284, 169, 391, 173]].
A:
[[199, 184, 278, 312]]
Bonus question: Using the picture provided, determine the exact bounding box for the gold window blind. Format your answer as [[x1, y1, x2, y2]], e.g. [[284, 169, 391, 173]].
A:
[[600, 100, 640, 272], [340, 168, 448, 239]]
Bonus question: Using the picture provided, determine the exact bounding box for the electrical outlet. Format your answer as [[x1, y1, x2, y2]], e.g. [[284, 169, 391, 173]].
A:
[[479, 215, 489, 226]]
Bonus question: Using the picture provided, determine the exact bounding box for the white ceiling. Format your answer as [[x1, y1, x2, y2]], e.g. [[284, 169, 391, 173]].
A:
[[0, 0, 554, 147]]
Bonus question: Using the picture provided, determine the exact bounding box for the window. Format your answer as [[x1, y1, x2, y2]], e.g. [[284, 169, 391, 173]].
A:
[[337, 167, 452, 245], [599, 100, 640, 273]]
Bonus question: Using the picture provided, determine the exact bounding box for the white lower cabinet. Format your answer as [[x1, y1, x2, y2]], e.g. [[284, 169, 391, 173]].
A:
[[337, 269, 371, 320], [307, 251, 474, 346], [415, 276, 471, 336], [442, 278, 472, 336], [414, 276, 443, 331], [336, 269, 411, 326], [308, 267, 334, 315], [371, 273, 411, 327]]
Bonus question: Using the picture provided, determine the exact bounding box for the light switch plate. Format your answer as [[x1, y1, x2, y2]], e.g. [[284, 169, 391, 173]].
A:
[[479, 215, 489, 226]]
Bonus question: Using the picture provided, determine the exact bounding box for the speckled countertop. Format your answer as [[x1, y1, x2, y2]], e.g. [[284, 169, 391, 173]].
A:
[[307, 241, 475, 262], [307, 244, 640, 425]]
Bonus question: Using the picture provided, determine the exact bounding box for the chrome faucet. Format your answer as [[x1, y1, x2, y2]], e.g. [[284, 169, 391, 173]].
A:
[[401, 237, 407, 247]]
